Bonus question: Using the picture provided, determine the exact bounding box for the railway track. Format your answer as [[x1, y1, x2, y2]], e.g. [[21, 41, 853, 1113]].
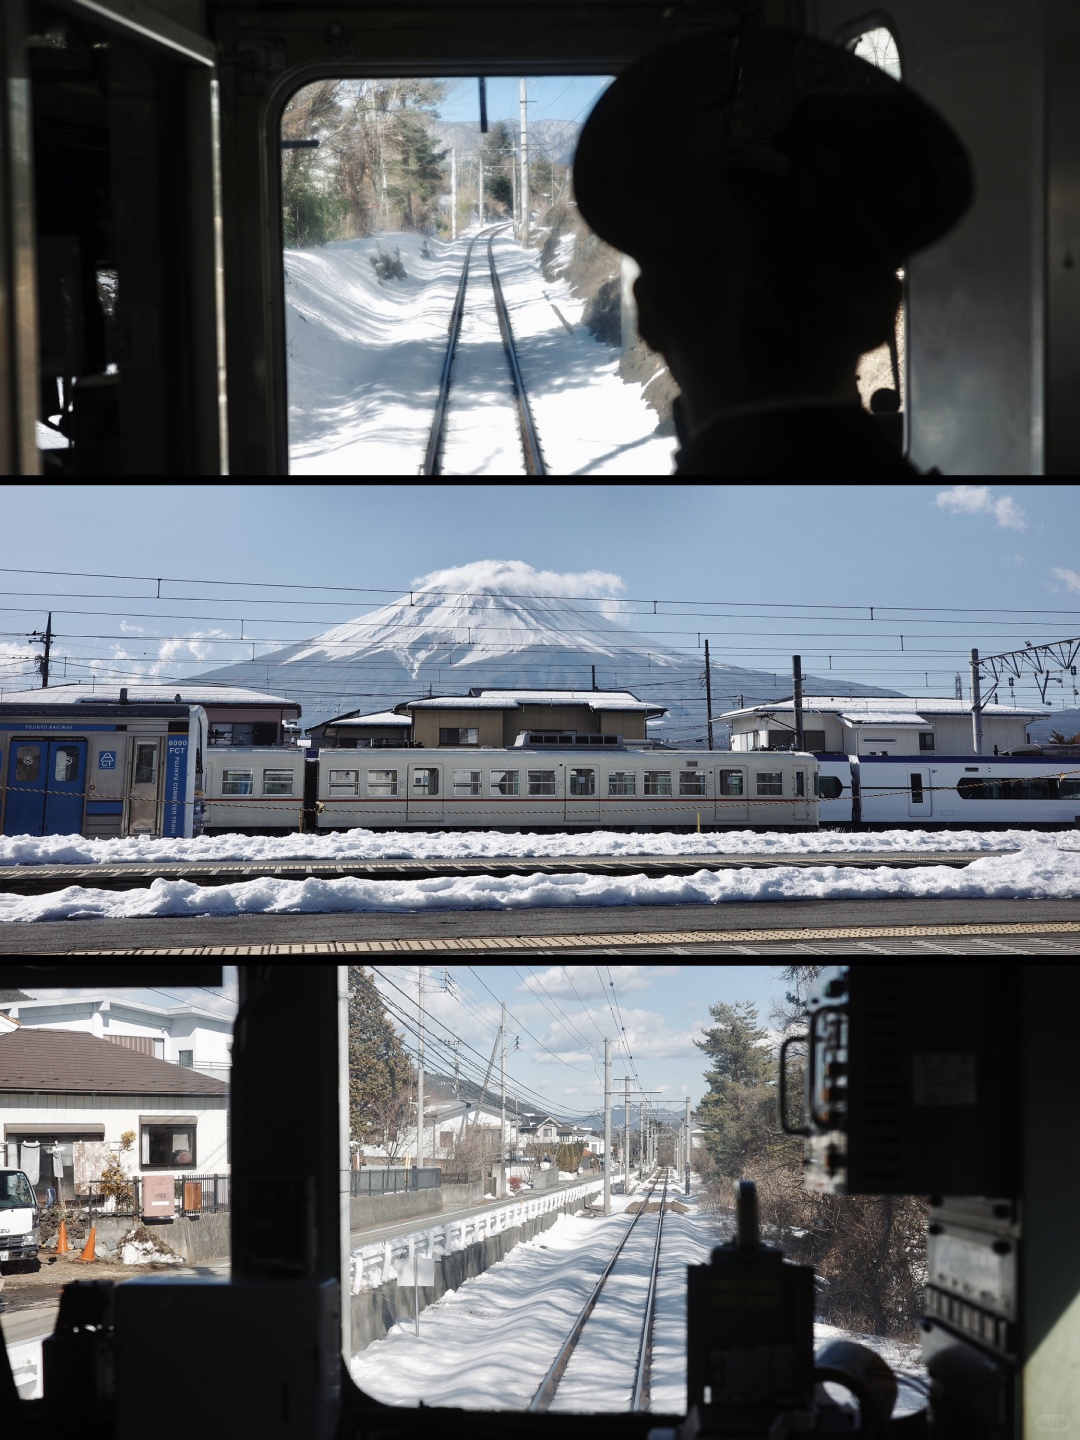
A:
[[529, 1170, 670, 1413], [422, 226, 545, 476]]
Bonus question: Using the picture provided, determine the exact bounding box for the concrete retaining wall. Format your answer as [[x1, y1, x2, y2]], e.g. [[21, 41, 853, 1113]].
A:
[[349, 1180, 485, 1232], [349, 1191, 586, 1354], [54, 1211, 231, 1264]]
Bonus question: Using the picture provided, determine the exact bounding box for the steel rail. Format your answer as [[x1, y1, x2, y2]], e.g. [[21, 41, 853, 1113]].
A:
[[486, 229, 546, 475], [421, 232, 482, 476], [630, 1171, 669, 1411], [527, 1168, 666, 1414]]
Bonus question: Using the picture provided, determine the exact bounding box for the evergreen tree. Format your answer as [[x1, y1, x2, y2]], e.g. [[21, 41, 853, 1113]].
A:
[[347, 966, 412, 1147], [479, 121, 515, 213], [694, 1000, 778, 1175]]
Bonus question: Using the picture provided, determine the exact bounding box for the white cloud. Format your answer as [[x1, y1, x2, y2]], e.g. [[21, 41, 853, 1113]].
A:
[[1050, 567, 1080, 595], [409, 559, 627, 602], [519, 965, 678, 1001], [934, 485, 1027, 531], [119, 621, 146, 635]]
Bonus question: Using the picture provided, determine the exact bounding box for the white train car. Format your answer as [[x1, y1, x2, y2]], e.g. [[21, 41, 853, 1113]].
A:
[[811, 751, 1080, 829], [201, 747, 308, 833], [0, 701, 206, 840], [314, 745, 819, 831]]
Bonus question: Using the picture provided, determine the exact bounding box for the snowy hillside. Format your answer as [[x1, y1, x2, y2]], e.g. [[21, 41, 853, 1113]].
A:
[[191, 559, 902, 736], [284, 229, 674, 476]]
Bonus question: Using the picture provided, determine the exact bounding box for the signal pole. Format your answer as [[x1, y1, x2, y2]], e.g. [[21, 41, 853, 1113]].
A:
[[704, 639, 714, 750], [30, 612, 53, 688], [603, 1038, 611, 1215], [519, 78, 530, 244]]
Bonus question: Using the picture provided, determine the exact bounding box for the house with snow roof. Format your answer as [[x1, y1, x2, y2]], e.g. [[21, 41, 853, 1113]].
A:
[[394, 688, 667, 748], [0, 682, 303, 748], [0, 1026, 229, 1208], [720, 695, 1049, 757], [306, 708, 414, 751]]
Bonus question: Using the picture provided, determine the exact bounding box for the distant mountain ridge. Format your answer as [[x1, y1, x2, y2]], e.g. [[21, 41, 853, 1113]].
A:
[[189, 561, 904, 741]]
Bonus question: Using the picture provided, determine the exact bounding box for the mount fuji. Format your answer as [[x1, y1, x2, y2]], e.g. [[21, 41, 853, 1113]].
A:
[[189, 560, 902, 743]]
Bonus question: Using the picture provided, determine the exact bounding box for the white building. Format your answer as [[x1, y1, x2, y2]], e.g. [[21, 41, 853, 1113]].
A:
[[0, 1026, 229, 1205], [0, 993, 234, 1083], [720, 695, 1048, 758], [424, 1100, 518, 1161]]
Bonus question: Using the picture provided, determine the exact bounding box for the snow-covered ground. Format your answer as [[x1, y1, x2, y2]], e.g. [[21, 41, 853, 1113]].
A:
[[2, 842, 1079, 922], [349, 1182, 927, 1416], [285, 229, 676, 475]]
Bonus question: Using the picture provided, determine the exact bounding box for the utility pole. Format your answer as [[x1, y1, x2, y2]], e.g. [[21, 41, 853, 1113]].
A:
[[519, 77, 530, 245], [792, 654, 805, 751], [478, 157, 484, 227], [30, 612, 53, 688], [704, 639, 714, 750], [591, 664, 596, 691], [603, 1039, 611, 1215], [416, 966, 425, 1170], [970, 647, 983, 755], [624, 1077, 630, 1189], [500, 1001, 507, 1183], [510, 139, 518, 237], [684, 1095, 692, 1195], [450, 147, 457, 240]]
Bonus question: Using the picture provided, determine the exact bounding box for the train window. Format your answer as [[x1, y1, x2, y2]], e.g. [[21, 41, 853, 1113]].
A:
[[413, 768, 440, 795], [440, 727, 480, 746], [262, 769, 295, 796], [281, 75, 678, 478], [644, 770, 672, 796], [1060, 778, 1080, 799], [819, 776, 845, 801], [569, 768, 596, 796], [910, 774, 924, 803], [134, 744, 159, 786], [718, 769, 744, 797], [490, 769, 519, 796], [528, 770, 556, 796], [53, 746, 79, 782], [756, 772, 784, 796], [957, 777, 1054, 800], [453, 769, 483, 796], [15, 746, 41, 781], [220, 769, 253, 796], [795, 770, 806, 798], [367, 769, 398, 796], [608, 771, 636, 795], [679, 770, 707, 796]]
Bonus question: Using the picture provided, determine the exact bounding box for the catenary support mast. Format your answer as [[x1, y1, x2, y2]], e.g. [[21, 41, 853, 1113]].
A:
[[603, 1037, 611, 1215]]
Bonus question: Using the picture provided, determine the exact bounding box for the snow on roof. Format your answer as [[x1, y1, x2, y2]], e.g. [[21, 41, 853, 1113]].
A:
[[839, 713, 930, 726], [720, 695, 1048, 719], [324, 711, 413, 727], [0, 683, 301, 709], [405, 689, 663, 713]]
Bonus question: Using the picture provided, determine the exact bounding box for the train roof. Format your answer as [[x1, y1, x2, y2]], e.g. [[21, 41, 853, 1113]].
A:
[[0, 683, 301, 710], [720, 694, 1049, 719]]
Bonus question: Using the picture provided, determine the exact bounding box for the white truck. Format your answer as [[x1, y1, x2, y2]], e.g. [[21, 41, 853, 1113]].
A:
[[0, 1169, 40, 1267]]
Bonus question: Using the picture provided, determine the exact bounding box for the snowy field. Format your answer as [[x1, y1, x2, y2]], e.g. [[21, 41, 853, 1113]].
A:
[[1, 838, 1078, 920], [285, 229, 676, 475], [349, 1187, 927, 1416]]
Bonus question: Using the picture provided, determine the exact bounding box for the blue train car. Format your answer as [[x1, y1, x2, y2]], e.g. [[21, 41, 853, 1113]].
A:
[[0, 702, 207, 840]]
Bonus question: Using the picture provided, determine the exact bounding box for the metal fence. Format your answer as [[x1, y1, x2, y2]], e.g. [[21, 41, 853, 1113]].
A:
[[80, 1173, 231, 1218], [350, 1167, 441, 1195]]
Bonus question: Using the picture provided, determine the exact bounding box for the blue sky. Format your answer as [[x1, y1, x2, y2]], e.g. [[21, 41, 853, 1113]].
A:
[[2, 484, 1079, 714], [433, 76, 611, 130], [27, 965, 791, 1119]]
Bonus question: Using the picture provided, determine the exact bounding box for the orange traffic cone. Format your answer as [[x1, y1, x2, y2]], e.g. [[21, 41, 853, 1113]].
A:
[[78, 1227, 97, 1263], [56, 1221, 70, 1255]]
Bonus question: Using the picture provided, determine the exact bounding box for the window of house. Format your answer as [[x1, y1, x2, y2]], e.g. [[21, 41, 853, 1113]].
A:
[[490, 769, 519, 796], [802, 730, 826, 752], [440, 1130, 454, 1150], [453, 769, 482, 796], [412, 768, 439, 795], [439, 727, 479, 746], [919, 732, 935, 751], [718, 769, 744, 797], [607, 771, 636, 795], [367, 769, 398, 796], [178, 1050, 194, 1068], [756, 772, 784, 796], [644, 771, 672, 796], [221, 769, 253, 796], [528, 770, 556, 796], [569, 768, 595, 796], [679, 770, 706, 795], [262, 768, 294, 795], [141, 1124, 196, 1167]]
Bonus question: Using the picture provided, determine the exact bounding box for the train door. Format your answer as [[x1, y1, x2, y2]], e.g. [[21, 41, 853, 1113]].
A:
[[127, 738, 163, 835], [715, 766, 749, 824], [793, 767, 811, 824], [565, 766, 599, 825], [407, 763, 444, 825], [908, 768, 933, 819], [3, 739, 87, 836]]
